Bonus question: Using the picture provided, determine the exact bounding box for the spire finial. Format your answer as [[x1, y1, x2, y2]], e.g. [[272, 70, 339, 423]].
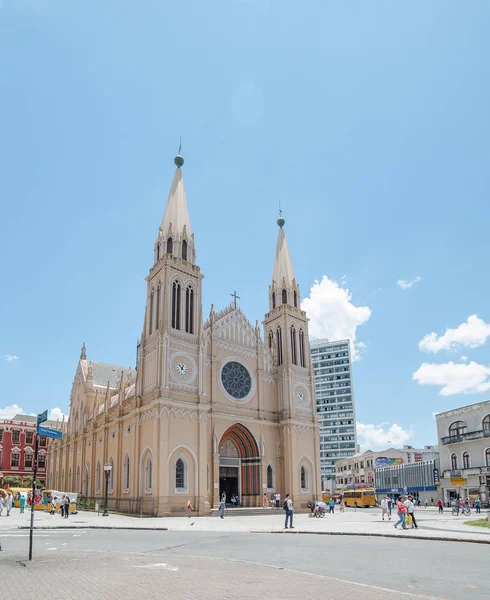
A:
[[277, 204, 285, 229], [80, 342, 86, 360], [174, 136, 184, 168]]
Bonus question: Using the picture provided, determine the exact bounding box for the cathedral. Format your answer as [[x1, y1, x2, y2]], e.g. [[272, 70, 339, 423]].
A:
[[47, 153, 321, 516]]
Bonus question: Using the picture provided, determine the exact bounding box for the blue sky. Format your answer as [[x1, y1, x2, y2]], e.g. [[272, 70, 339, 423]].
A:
[[1, 1, 489, 450]]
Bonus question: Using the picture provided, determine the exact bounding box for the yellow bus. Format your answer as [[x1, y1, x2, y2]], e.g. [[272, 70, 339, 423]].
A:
[[343, 488, 376, 508]]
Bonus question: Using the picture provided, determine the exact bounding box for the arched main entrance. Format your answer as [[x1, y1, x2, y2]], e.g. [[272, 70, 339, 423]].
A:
[[219, 424, 260, 506]]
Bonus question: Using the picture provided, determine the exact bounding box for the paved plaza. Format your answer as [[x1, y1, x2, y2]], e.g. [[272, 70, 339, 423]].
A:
[[4, 505, 489, 543]]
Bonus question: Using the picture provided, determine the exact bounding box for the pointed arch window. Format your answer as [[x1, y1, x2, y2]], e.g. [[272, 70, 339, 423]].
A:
[[185, 286, 194, 334], [96, 461, 101, 494], [156, 284, 161, 328], [290, 325, 297, 365], [123, 455, 130, 491], [293, 290, 298, 308], [300, 465, 308, 491], [451, 453, 458, 470], [267, 464, 274, 489], [272, 292, 276, 309], [277, 327, 283, 366], [149, 291, 154, 333], [299, 329, 306, 367], [268, 330, 274, 350], [156, 244, 160, 261], [182, 239, 188, 261], [282, 289, 287, 305], [167, 237, 173, 254], [175, 457, 186, 491], [463, 451, 470, 469], [145, 456, 153, 492], [108, 458, 114, 493], [171, 281, 181, 330]]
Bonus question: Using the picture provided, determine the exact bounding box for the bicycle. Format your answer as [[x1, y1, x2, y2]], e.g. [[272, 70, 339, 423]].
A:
[[451, 506, 471, 516]]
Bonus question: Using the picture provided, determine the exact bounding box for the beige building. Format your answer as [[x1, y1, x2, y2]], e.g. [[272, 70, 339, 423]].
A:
[[47, 153, 321, 516]]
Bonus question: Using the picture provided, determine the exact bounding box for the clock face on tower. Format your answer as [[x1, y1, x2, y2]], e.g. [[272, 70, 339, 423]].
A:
[[176, 362, 188, 376], [169, 353, 197, 385]]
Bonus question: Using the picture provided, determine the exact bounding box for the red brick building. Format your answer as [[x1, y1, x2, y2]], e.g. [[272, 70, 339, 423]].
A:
[[0, 414, 59, 487]]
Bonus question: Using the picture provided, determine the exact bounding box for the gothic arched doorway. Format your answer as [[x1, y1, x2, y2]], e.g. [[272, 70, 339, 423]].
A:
[[219, 424, 260, 506]]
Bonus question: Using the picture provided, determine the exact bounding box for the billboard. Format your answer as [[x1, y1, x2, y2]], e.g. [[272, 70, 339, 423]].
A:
[[375, 457, 404, 467]]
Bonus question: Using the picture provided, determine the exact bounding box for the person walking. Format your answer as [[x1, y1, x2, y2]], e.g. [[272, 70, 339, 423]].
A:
[[393, 496, 407, 529], [475, 497, 481, 514], [50, 496, 57, 515], [381, 496, 391, 521], [437, 498, 443, 513], [263, 493, 268, 508], [185, 500, 193, 517], [276, 492, 281, 509], [284, 493, 294, 529], [6, 492, 13, 517], [19, 494, 26, 514], [219, 493, 225, 519], [328, 498, 335, 514], [406, 495, 418, 529], [424, 498, 428, 509], [64, 495, 70, 518], [387, 497, 393, 517]]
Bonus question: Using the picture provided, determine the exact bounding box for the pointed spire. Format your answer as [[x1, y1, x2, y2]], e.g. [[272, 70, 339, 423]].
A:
[[160, 155, 192, 239], [272, 217, 296, 288], [80, 342, 86, 360]]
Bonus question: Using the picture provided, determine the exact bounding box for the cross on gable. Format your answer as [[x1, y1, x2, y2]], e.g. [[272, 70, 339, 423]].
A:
[[230, 290, 240, 309]]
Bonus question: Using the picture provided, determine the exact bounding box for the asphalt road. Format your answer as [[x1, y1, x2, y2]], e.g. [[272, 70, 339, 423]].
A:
[[1, 529, 488, 599]]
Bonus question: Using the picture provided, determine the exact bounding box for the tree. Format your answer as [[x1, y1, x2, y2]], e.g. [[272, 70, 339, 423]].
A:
[[3, 475, 23, 487], [22, 475, 43, 488]]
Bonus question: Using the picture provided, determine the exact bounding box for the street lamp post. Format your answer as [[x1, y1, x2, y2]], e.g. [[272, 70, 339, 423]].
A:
[[102, 463, 112, 517]]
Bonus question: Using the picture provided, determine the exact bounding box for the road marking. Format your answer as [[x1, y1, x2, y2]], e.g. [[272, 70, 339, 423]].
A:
[[467, 585, 477, 589], [133, 563, 179, 571], [48, 548, 58, 551]]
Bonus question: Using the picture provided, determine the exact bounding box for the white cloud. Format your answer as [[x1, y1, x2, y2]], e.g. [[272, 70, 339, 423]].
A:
[[418, 315, 490, 353], [0, 404, 26, 419], [356, 422, 413, 451], [460, 356, 468, 362], [3, 354, 19, 362], [49, 407, 68, 421], [397, 276, 422, 290], [301, 275, 371, 360], [413, 361, 490, 396]]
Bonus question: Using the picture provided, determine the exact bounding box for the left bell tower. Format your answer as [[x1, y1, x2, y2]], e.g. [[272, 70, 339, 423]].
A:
[[136, 151, 204, 398]]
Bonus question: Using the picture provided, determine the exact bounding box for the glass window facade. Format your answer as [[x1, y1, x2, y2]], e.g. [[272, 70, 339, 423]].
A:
[[311, 339, 357, 484]]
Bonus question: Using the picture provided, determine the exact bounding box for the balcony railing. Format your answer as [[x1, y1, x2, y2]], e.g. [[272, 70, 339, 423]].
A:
[[441, 429, 490, 445]]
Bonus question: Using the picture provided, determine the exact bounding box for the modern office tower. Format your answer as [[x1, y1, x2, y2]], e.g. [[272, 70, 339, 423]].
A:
[[310, 338, 357, 489]]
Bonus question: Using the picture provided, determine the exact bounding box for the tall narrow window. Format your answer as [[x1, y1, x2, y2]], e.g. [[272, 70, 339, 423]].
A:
[[267, 464, 273, 489], [299, 329, 306, 367], [272, 292, 276, 309], [149, 292, 154, 333], [293, 290, 298, 308], [268, 330, 273, 350], [277, 327, 283, 366], [300, 465, 307, 490], [167, 237, 173, 254], [11, 452, 19, 467], [463, 451, 470, 469], [290, 326, 297, 365], [185, 286, 194, 334], [486, 448, 490, 467], [451, 453, 458, 470], [62, 470, 65, 489], [175, 457, 186, 490], [96, 461, 101, 494], [124, 455, 130, 491], [171, 281, 181, 329], [76, 466, 80, 492], [38, 454, 46, 469], [145, 457, 153, 492], [68, 468, 72, 490], [182, 239, 188, 261], [282, 289, 287, 304], [156, 244, 160, 261], [156, 285, 161, 328], [109, 459, 114, 492]]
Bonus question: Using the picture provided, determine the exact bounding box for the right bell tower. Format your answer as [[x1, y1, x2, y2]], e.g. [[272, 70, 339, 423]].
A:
[[263, 214, 321, 504]]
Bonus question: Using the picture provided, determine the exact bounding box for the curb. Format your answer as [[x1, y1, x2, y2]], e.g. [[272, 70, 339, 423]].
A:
[[18, 526, 168, 531], [251, 530, 490, 544]]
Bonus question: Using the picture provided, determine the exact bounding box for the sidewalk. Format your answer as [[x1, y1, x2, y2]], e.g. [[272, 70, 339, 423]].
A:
[[3, 506, 489, 543], [0, 550, 444, 600]]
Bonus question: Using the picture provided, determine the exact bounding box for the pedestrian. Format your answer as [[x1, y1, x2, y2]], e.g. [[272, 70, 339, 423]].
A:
[[329, 498, 335, 514], [0, 494, 5, 516], [393, 496, 407, 530], [50, 496, 57, 515], [475, 498, 481, 514], [64, 495, 70, 518], [406, 495, 418, 529], [270, 494, 275, 508], [284, 493, 294, 529], [464, 497, 470, 510], [276, 492, 281, 509], [424, 498, 428, 509], [219, 494, 225, 519], [430, 497, 434, 507], [5, 492, 13, 517], [263, 493, 268, 508], [437, 498, 443, 513], [19, 494, 26, 514], [185, 499, 193, 517], [387, 497, 392, 517], [381, 496, 391, 521]]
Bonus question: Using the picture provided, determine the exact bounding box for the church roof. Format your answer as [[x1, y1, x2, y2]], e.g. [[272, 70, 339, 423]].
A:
[[272, 227, 296, 287], [81, 360, 135, 389], [160, 167, 192, 238]]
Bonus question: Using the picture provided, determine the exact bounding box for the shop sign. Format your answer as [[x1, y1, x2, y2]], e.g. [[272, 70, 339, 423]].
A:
[[450, 477, 466, 486], [433, 468, 440, 485]]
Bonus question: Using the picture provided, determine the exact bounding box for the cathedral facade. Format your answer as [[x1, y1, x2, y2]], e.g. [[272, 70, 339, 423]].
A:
[[47, 154, 321, 516]]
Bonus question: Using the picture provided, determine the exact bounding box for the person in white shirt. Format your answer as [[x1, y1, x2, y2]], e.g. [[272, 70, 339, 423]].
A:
[[284, 494, 294, 529], [381, 496, 391, 521], [405, 495, 418, 529]]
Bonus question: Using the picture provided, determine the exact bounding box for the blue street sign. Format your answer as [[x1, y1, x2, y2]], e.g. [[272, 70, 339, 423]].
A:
[[37, 410, 48, 425], [36, 424, 63, 440]]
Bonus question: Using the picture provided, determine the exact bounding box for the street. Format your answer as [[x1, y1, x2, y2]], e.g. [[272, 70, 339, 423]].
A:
[[1, 527, 488, 599]]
